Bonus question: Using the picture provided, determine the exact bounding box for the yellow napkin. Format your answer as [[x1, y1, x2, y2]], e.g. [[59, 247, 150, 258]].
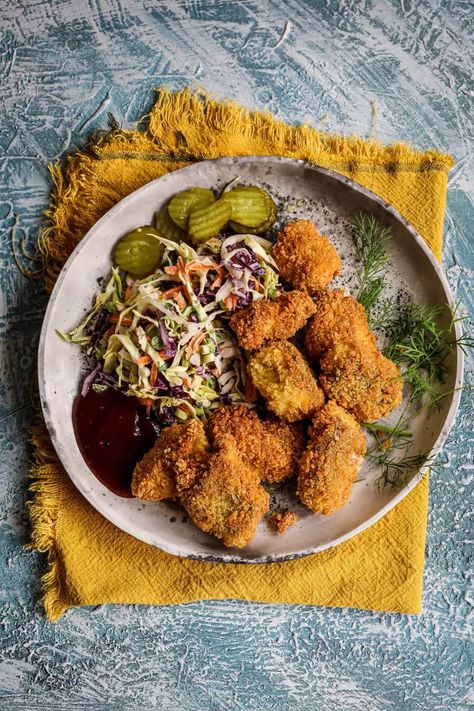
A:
[[30, 89, 453, 621]]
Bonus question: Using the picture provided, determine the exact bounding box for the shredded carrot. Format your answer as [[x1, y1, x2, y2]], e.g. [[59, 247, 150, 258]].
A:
[[211, 267, 225, 289], [187, 261, 219, 272], [186, 332, 205, 359], [161, 284, 188, 310], [250, 278, 265, 293], [161, 285, 184, 298], [158, 349, 172, 361], [150, 362, 158, 386], [136, 354, 152, 365], [108, 313, 132, 326], [224, 293, 239, 310], [137, 397, 153, 414], [124, 286, 133, 301], [182, 376, 192, 388], [174, 292, 187, 310]]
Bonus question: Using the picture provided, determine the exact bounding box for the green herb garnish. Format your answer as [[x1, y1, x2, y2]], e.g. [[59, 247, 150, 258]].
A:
[[351, 211, 392, 321]]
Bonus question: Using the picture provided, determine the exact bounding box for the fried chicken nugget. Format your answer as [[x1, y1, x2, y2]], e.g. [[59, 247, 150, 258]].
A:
[[174, 439, 269, 548], [208, 405, 305, 483], [305, 290, 403, 421], [131, 419, 208, 501], [305, 289, 372, 359], [297, 401, 366, 515], [273, 220, 341, 294], [248, 341, 325, 422], [319, 341, 402, 422], [230, 290, 316, 351]]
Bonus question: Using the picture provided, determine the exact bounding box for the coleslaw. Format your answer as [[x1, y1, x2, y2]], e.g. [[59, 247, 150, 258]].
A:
[[59, 231, 281, 425]]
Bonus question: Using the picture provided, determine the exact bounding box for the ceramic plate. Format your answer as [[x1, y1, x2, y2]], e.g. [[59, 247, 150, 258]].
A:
[[38, 157, 463, 562]]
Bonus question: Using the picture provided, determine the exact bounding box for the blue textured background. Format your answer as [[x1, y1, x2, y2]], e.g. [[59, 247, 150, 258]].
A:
[[1, 1, 473, 708]]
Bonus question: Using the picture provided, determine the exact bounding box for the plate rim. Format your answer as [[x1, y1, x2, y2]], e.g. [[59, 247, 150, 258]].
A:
[[37, 155, 464, 563]]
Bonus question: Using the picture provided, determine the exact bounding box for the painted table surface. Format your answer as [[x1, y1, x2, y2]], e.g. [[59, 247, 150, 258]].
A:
[[0, 0, 472, 709]]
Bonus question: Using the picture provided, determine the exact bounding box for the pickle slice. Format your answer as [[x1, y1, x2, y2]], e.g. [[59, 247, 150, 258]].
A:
[[221, 186, 276, 228], [114, 226, 164, 277], [188, 199, 232, 244], [229, 189, 277, 234], [168, 188, 215, 229], [154, 205, 186, 242]]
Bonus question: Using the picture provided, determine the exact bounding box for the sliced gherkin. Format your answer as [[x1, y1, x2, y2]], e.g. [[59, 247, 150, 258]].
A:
[[154, 205, 186, 242], [228, 189, 277, 233], [168, 188, 215, 229], [188, 199, 232, 243], [113, 226, 164, 277], [221, 185, 276, 228]]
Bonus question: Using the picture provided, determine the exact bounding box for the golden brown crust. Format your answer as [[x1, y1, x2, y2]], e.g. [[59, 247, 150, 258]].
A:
[[319, 342, 403, 421], [297, 401, 367, 515], [131, 419, 209, 501], [304, 289, 372, 360], [304, 290, 403, 421], [174, 439, 269, 548], [248, 341, 325, 422], [273, 220, 341, 294], [208, 405, 306, 483], [267, 510, 298, 534], [230, 290, 316, 351]]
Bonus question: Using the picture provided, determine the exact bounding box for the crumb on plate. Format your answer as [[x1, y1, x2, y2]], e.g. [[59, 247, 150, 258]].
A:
[[267, 510, 298, 534]]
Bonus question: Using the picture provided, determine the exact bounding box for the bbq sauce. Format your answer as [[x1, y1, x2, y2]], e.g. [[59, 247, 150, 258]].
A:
[[73, 389, 158, 497]]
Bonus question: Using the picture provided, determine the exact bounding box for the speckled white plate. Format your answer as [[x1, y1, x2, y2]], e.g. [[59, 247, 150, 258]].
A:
[[38, 156, 463, 562]]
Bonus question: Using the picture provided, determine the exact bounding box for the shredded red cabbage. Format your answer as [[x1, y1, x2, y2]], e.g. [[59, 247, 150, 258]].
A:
[[159, 320, 177, 358], [236, 291, 253, 309], [81, 363, 102, 397], [159, 406, 178, 425], [170, 385, 189, 399], [154, 373, 168, 391], [229, 243, 265, 276]]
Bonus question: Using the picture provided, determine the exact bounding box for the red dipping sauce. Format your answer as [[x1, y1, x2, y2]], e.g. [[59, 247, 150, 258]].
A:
[[73, 388, 158, 497]]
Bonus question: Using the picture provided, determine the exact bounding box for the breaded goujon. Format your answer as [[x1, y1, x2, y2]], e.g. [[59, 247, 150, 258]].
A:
[[208, 404, 305, 483], [304, 289, 372, 360], [273, 220, 341, 294], [131, 419, 208, 501], [319, 341, 402, 422], [297, 401, 366, 515], [174, 439, 269, 548], [230, 290, 316, 351], [305, 290, 403, 422], [248, 341, 325, 422]]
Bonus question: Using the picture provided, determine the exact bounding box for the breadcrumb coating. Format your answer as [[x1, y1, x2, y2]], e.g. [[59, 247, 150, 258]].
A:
[[131, 419, 208, 501], [267, 510, 298, 534], [305, 289, 372, 360], [230, 290, 316, 351], [297, 401, 367, 515], [319, 341, 403, 422], [208, 404, 306, 483], [273, 220, 341, 294], [248, 341, 325, 422], [305, 290, 403, 421], [174, 439, 269, 548]]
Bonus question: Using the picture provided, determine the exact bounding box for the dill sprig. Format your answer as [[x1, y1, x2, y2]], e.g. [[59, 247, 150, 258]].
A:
[[383, 301, 473, 404], [368, 450, 447, 489], [350, 211, 473, 489], [351, 212, 392, 319], [364, 384, 466, 488], [384, 303, 446, 375]]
